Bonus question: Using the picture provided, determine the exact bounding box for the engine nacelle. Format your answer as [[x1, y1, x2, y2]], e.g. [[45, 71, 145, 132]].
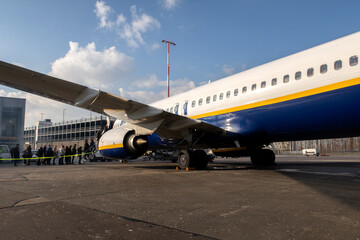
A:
[[99, 126, 148, 159]]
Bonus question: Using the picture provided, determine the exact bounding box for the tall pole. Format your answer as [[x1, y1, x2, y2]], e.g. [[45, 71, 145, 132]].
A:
[[162, 40, 176, 98]]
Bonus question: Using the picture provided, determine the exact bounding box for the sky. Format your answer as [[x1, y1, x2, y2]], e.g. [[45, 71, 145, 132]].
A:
[[1, 0, 360, 127]]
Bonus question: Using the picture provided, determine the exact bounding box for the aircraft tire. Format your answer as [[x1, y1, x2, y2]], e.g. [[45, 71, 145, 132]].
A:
[[178, 150, 191, 170], [251, 149, 275, 166], [192, 150, 209, 170]]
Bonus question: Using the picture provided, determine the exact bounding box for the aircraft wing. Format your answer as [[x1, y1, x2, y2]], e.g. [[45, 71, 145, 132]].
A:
[[0, 61, 224, 138]]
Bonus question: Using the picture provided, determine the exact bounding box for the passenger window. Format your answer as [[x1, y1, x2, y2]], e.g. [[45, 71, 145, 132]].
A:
[[174, 104, 179, 114], [251, 84, 256, 91], [198, 98, 203, 106], [242, 86, 247, 93], [213, 95, 217, 102], [283, 75, 289, 83], [261, 81, 266, 88], [219, 93, 224, 100], [295, 71, 301, 80], [191, 100, 196, 108], [320, 64, 327, 74], [271, 78, 277, 86], [166, 108, 169, 112], [206, 96, 210, 104], [170, 107, 173, 113], [226, 91, 231, 98], [234, 89, 238, 96], [350, 55, 358, 66], [307, 68, 314, 77], [334, 60, 342, 70]]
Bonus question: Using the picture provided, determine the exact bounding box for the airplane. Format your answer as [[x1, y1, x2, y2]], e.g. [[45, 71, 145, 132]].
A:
[[1, 31, 360, 170]]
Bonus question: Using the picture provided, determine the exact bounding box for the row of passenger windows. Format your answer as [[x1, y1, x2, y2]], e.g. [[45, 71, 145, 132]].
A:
[[166, 55, 358, 112]]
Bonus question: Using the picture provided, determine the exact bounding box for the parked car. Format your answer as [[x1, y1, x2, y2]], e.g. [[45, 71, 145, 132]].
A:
[[0, 145, 11, 163], [89, 150, 112, 162], [302, 148, 320, 156]]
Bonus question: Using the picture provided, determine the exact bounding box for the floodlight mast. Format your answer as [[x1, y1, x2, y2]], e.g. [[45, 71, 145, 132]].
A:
[[162, 40, 176, 98]]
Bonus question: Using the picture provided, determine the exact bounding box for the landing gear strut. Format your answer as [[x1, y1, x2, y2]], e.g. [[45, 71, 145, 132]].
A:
[[251, 149, 276, 166], [177, 150, 209, 170]]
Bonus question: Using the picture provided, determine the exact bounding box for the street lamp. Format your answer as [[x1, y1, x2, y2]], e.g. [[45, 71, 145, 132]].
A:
[[162, 40, 176, 98]]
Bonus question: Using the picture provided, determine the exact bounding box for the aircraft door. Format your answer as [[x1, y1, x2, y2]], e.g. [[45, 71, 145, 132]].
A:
[[183, 101, 188, 116]]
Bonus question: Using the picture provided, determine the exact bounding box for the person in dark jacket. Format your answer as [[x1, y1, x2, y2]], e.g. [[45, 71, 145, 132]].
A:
[[77, 146, 83, 164], [84, 140, 90, 160], [71, 144, 77, 164], [65, 146, 72, 164], [36, 147, 44, 165], [11, 144, 20, 166], [25, 145, 32, 165]]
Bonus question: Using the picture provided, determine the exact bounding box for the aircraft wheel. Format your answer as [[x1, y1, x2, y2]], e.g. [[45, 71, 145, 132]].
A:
[[192, 150, 209, 170], [178, 150, 191, 170], [251, 149, 275, 166]]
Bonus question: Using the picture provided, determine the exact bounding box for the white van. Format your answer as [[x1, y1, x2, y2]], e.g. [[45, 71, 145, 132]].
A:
[[0, 145, 12, 163], [302, 148, 320, 156]]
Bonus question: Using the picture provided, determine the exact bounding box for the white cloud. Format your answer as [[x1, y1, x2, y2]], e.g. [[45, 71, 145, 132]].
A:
[[0, 41, 134, 127], [49, 41, 134, 90], [94, 1, 113, 28], [223, 64, 235, 75], [122, 75, 196, 103], [94, 2, 161, 48], [161, 0, 181, 10]]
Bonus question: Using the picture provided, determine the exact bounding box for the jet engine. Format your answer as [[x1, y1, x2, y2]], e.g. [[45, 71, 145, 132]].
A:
[[99, 126, 148, 159]]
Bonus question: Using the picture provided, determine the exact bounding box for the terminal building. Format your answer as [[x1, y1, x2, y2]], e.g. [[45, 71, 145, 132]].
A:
[[24, 116, 108, 150], [0, 97, 25, 150]]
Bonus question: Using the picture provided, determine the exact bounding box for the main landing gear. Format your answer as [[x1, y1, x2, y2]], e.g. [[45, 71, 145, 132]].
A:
[[250, 149, 276, 166], [177, 149, 209, 170]]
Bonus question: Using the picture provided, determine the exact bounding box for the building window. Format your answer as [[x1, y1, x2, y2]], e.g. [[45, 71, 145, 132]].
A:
[[213, 95, 217, 102], [219, 93, 224, 100], [198, 98, 203, 106], [234, 89, 238, 96], [283, 75, 289, 83], [242, 86, 247, 93], [226, 91, 231, 98], [320, 64, 327, 74], [271, 78, 277, 86], [350, 55, 358, 66], [191, 100, 196, 108], [251, 84, 256, 91], [334, 60, 342, 70], [307, 68, 314, 77], [261, 81, 266, 88], [206, 96, 211, 104], [295, 71, 301, 80]]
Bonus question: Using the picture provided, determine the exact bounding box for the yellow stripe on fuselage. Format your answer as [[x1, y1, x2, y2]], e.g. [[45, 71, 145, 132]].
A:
[[190, 77, 360, 120], [98, 143, 124, 151]]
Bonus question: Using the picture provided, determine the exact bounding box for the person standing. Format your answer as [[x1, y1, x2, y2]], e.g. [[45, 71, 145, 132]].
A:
[[77, 146, 83, 164], [65, 146, 72, 164], [84, 140, 90, 161], [52, 146, 57, 165], [25, 145, 32, 165], [58, 145, 65, 165], [71, 144, 77, 164], [11, 144, 20, 166]]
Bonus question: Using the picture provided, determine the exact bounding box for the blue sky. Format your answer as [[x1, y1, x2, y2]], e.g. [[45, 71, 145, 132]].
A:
[[1, 0, 360, 126]]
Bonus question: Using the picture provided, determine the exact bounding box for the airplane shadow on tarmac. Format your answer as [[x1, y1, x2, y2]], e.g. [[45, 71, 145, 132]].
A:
[[135, 159, 360, 212]]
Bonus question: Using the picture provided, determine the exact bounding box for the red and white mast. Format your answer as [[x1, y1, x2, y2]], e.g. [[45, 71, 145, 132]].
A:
[[162, 40, 176, 98]]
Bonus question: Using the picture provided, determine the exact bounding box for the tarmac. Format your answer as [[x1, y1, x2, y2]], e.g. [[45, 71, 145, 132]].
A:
[[0, 155, 359, 239]]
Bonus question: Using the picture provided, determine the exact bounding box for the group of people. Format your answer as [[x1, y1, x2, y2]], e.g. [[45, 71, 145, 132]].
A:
[[12, 139, 96, 166]]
